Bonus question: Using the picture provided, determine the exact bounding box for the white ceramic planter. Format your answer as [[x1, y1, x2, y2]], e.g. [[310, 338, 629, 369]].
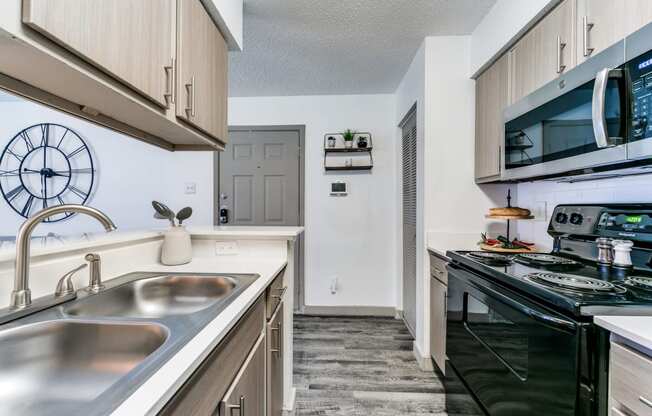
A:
[[161, 226, 192, 265]]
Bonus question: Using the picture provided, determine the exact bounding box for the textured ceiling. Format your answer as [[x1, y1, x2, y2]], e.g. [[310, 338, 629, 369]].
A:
[[229, 0, 497, 97]]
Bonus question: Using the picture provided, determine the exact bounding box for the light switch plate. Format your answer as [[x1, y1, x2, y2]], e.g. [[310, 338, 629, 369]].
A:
[[184, 183, 197, 195], [215, 241, 239, 255]]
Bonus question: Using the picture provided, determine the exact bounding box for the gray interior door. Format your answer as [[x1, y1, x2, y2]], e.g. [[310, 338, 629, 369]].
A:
[[218, 127, 304, 311], [219, 129, 300, 226], [401, 109, 417, 336]]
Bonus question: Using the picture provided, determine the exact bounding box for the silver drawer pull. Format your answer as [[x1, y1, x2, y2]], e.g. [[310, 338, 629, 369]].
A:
[[272, 286, 287, 299], [270, 322, 282, 354], [556, 35, 567, 74], [640, 396, 652, 408], [185, 76, 195, 118], [226, 396, 245, 415]]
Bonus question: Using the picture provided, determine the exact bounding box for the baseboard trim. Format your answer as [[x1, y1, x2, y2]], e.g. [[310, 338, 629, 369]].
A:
[[282, 387, 297, 416], [394, 309, 403, 320], [413, 341, 434, 372], [300, 305, 397, 317]]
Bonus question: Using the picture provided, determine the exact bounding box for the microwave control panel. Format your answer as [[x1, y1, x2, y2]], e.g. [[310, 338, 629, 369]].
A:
[[628, 49, 652, 140]]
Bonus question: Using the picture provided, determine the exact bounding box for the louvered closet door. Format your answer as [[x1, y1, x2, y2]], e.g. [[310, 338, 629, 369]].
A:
[[401, 108, 417, 336]]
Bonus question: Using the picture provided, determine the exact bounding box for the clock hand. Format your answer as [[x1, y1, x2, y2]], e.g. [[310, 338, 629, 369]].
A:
[[21, 169, 43, 175]]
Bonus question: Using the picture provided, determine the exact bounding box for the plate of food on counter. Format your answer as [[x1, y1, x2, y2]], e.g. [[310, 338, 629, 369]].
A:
[[479, 233, 537, 253]]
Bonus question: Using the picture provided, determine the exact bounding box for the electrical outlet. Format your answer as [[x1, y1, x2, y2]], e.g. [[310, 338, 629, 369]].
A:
[[184, 182, 197, 195], [215, 241, 239, 255], [533, 201, 547, 221]]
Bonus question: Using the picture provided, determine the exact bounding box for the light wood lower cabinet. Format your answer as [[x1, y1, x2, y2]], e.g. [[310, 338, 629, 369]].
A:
[[267, 302, 284, 416], [219, 334, 266, 416], [176, 0, 228, 142], [159, 296, 265, 416], [429, 253, 448, 374], [609, 342, 652, 416], [475, 53, 508, 183], [22, 0, 174, 109]]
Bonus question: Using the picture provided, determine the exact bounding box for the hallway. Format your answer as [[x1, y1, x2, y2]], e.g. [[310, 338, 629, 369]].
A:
[[293, 315, 483, 415]]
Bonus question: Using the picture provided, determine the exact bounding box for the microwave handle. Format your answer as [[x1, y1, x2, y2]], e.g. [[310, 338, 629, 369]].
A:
[[592, 68, 623, 148]]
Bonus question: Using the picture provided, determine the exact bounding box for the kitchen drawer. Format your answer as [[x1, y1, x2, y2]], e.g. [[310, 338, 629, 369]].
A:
[[610, 342, 652, 416], [219, 333, 266, 416], [429, 253, 448, 285], [265, 267, 287, 319], [267, 301, 284, 416], [159, 295, 265, 416]]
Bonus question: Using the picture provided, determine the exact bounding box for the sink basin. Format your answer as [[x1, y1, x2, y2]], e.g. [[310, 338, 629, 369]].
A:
[[0, 320, 167, 415], [66, 275, 237, 318]]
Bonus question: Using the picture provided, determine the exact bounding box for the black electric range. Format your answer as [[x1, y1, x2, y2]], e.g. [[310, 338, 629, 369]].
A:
[[445, 204, 652, 416]]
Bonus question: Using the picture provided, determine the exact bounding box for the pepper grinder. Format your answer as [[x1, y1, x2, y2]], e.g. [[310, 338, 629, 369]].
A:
[[612, 240, 634, 268], [596, 237, 614, 265]]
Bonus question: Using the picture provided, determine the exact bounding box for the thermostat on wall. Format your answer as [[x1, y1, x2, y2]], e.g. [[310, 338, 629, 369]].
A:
[[330, 181, 347, 196]]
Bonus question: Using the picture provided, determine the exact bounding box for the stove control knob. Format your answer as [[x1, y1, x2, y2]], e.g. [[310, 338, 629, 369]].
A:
[[555, 212, 568, 224], [570, 213, 583, 225]]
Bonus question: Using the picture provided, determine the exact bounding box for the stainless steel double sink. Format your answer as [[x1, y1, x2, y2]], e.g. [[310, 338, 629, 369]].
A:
[[0, 272, 258, 416]]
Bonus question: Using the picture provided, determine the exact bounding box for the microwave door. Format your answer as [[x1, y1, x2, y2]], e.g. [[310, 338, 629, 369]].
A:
[[624, 22, 652, 161]]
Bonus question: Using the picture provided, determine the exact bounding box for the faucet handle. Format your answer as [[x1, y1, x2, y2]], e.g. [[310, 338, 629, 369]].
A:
[[55, 263, 87, 297], [85, 253, 104, 293]]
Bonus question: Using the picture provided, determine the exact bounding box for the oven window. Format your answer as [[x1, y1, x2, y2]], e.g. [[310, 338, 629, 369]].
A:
[[464, 293, 529, 379], [504, 78, 624, 170]]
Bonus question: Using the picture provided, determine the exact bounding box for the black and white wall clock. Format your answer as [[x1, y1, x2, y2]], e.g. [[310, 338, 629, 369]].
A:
[[0, 123, 95, 222]]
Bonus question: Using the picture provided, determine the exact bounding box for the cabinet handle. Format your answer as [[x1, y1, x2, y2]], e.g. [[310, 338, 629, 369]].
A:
[[556, 36, 567, 74], [640, 396, 652, 408], [185, 76, 196, 118], [583, 16, 595, 57], [272, 286, 287, 299], [226, 396, 245, 415], [270, 322, 282, 354], [443, 291, 447, 314], [163, 58, 175, 106]]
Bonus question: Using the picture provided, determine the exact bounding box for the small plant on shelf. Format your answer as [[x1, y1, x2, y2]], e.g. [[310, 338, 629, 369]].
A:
[[342, 129, 356, 148]]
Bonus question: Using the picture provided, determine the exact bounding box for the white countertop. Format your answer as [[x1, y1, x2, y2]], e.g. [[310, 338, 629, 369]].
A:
[[595, 316, 652, 353], [111, 257, 287, 416], [426, 231, 480, 259]]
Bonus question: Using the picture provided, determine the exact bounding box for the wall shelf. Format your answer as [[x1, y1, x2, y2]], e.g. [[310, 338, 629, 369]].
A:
[[323, 132, 373, 172]]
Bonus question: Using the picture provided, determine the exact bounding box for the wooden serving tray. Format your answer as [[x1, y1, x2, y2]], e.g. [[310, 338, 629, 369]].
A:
[[485, 214, 535, 220], [479, 243, 537, 253]]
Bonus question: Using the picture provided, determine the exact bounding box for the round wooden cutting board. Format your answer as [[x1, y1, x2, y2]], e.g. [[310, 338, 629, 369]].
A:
[[479, 243, 538, 254]]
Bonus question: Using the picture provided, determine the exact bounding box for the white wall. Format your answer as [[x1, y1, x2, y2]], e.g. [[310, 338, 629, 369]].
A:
[[205, 0, 244, 51], [0, 98, 214, 238], [516, 175, 652, 251], [395, 41, 426, 313], [228, 94, 398, 309], [470, 0, 556, 76]]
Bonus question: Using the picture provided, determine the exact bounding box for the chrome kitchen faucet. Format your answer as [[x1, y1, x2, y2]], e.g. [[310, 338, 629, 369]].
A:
[[11, 204, 116, 310]]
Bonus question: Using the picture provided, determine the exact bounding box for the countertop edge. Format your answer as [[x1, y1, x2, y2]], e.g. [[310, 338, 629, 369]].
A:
[[594, 316, 652, 352], [109, 260, 288, 416]]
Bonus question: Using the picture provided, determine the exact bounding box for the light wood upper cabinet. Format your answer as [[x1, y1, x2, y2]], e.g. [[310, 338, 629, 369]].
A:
[[475, 53, 508, 182], [624, 0, 652, 37], [509, 0, 576, 104], [23, 0, 174, 108], [177, 0, 228, 143]]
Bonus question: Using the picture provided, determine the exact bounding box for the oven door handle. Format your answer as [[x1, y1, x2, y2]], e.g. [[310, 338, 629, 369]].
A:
[[592, 68, 624, 148], [465, 275, 578, 333]]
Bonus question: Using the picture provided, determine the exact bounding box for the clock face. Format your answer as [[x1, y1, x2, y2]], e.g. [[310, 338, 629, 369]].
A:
[[0, 123, 95, 222]]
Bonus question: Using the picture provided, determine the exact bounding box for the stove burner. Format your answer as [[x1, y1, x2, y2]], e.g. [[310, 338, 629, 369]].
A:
[[466, 252, 513, 264], [526, 272, 617, 293], [626, 276, 652, 291], [514, 253, 581, 267]]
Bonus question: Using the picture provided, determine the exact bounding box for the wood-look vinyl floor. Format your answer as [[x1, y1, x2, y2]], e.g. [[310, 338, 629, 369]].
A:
[[293, 315, 483, 416]]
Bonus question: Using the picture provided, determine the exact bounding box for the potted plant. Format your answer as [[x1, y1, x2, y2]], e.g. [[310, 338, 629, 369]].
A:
[[342, 129, 355, 149]]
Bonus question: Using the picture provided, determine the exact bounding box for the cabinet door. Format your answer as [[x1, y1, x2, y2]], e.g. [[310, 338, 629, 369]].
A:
[[475, 53, 508, 182], [509, 0, 575, 104], [220, 334, 266, 416], [623, 0, 652, 38], [177, 0, 228, 143], [429, 276, 447, 374], [23, 0, 174, 108], [577, 0, 626, 63], [267, 303, 284, 416]]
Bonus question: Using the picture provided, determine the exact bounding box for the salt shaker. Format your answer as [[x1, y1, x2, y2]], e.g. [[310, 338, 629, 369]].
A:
[[612, 239, 634, 268]]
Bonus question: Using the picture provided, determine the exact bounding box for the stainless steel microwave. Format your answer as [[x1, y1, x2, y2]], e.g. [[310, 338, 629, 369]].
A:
[[502, 22, 652, 181]]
